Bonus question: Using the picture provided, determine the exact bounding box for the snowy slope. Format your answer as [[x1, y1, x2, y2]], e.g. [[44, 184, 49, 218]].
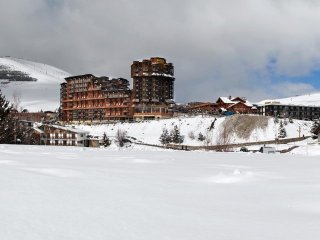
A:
[[76, 115, 313, 146], [0, 57, 70, 111], [1, 144, 320, 240], [259, 92, 320, 106]]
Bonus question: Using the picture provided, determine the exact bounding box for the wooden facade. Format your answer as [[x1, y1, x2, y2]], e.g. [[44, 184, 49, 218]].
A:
[[216, 97, 257, 114], [60, 74, 133, 123]]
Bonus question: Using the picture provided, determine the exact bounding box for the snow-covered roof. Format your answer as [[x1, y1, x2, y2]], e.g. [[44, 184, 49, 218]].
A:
[[42, 125, 89, 134], [218, 97, 236, 104], [32, 127, 44, 134], [227, 101, 253, 109]]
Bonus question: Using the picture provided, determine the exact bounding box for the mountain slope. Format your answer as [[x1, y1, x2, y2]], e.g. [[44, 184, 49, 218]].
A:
[[0, 57, 70, 111], [259, 92, 320, 106]]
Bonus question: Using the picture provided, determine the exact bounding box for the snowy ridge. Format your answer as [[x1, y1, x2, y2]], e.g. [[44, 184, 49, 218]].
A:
[[259, 92, 320, 106], [0, 56, 70, 83], [0, 57, 70, 111]]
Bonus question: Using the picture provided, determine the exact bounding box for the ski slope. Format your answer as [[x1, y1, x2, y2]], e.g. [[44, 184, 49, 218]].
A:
[[0, 144, 320, 240], [259, 92, 320, 106], [0, 57, 70, 111]]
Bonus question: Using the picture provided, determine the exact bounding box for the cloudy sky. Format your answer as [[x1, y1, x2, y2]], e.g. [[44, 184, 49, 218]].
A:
[[1, 0, 320, 103]]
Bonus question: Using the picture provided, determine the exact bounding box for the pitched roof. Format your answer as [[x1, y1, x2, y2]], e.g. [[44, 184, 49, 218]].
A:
[[218, 97, 235, 104]]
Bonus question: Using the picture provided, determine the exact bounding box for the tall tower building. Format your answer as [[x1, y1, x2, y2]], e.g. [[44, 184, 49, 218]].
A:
[[131, 57, 175, 120]]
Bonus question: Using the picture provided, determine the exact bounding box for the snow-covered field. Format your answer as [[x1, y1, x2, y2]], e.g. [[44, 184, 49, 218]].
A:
[[0, 57, 70, 111], [1, 144, 320, 240], [77, 116, 313, 146]]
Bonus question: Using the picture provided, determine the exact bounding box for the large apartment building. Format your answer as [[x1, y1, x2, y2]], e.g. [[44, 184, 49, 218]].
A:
[[131, 57, 175, 120], [258, 101, 320, 120], [60, 74, 132, 122], [60, 57, 175, 122]]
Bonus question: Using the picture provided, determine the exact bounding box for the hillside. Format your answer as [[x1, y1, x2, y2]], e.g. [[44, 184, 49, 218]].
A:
[[0, 57, 70, 111], [259, 92, 320, 106], [76, 115, 313, 146]]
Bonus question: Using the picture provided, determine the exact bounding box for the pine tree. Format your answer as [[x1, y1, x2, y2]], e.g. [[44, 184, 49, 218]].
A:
[[159, 128, 171, 145], [102, 132, 111, 147], [278, 120, 287, 138], [170, 125, 184, 144], [311, 120, 319, 138], [0, 90, 15, 144]]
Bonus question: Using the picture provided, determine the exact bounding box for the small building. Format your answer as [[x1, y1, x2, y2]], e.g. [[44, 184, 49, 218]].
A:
[[35, 125, 89, 147]]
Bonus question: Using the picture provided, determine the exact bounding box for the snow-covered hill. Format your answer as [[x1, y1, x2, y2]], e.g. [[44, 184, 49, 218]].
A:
[[76, 115, 313, 146], [0, 57, 70, 111], [259, 92, 320, 106]]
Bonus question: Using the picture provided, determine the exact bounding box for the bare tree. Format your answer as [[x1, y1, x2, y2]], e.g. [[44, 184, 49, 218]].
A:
[[115, 129, 127, 147], [12, 91, 23, 112], [204, 129, 212, 147], [188, 131, 195, 140]]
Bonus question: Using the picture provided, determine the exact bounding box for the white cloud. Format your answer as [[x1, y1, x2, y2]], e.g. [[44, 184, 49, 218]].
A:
[[1, 0, 320, 102]]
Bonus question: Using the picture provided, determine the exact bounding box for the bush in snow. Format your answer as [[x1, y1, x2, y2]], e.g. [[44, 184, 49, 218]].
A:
[[289, 117, 294, 124], [197, 132, 206, 141], [240, 146, 249, 152], [278, 120, 287, 138], [102, 132, 111, 147]]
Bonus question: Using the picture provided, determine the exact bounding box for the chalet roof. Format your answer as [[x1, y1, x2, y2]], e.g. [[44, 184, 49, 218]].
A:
[[231, 97, 246, 102], [65, 74, 96, 81], [218, 97, 235, 104], [32, 127, 44, 134], [39, 124, 89, 134], [218, 96, 254, 108], [52, 125, 89, 134], [226, 100, 254, 109]]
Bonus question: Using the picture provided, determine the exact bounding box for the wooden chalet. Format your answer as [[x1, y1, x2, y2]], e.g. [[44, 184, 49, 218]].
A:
[[216, 96, 257, 114], [34, 125, 89, 147]]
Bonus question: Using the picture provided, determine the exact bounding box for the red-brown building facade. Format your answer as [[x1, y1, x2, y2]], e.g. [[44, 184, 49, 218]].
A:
[[60, 74, 133, 122], [60, 57, 175, 123]]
